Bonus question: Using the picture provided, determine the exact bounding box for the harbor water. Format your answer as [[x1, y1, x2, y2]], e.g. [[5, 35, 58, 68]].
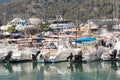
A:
[[0, 61, 120, 80]]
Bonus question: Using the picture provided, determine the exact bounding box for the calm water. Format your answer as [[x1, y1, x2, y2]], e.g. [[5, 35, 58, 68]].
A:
[[0, 61, 120, 80]]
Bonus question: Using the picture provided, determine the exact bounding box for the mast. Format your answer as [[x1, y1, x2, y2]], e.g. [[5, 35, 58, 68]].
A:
[[116, 0, 119, 31], [3, 13, 6, 25], [1, 13, 6, 37], [43, 0, 45, 21], [76, 17, 78, 48], [23, 1, 28, 42], [116, 0, 119, 19]]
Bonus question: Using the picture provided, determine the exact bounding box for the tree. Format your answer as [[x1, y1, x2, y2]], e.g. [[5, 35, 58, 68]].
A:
[[7, 25, 16, 33], [39, 22, 51, 32]]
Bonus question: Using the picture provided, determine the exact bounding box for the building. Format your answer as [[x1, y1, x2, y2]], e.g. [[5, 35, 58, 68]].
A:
[[82, 18, 120, 34], [49, 15, 76, 29]]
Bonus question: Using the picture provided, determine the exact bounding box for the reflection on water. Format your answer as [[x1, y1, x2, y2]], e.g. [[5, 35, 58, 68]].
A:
[[0, 61, 120, 80], [111, 61, 118, 71], [68, 62, 83, 73]]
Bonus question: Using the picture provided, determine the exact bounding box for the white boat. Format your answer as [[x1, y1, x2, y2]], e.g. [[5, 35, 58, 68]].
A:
[[0, 38, 40, 63], [101, 50, 120, 61], [10, 47, 40, 63], [74, 37, 96, 62], [37, 37, 106, 63], [99, 32, 120, 61], [37, 37, 82, 63], [0, 41, 12, 62]]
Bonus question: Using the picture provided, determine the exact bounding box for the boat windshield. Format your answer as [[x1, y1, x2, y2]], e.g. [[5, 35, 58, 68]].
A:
[[81, 41, 98, 53]]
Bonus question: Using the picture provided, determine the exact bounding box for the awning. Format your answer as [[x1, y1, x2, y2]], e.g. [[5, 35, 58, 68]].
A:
[[74, 37, 96, 43]]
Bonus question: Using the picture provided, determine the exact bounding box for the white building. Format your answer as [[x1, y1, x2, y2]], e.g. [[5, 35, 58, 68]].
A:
[[29, 18, 41, 26], [7, 18, 23, 26], [49, 15, 76, 29]]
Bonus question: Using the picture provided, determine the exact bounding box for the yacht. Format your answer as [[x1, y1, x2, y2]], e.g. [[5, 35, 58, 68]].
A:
[[0, 38, 40, 63], [37, 36, 81, 63]]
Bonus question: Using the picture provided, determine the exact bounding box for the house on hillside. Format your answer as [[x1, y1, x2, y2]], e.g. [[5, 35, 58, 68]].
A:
[[6, 17, 42, 34], [27, 18, 42, 34], [7, 18, 23, 26], [83, 18, 120, 35]]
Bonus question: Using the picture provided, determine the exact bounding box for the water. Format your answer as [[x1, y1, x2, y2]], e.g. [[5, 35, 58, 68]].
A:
[[0, 61, 120, 80]]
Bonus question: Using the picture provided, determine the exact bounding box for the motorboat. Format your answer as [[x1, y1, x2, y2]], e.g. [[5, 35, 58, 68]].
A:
[[1, 39, 41, 63], [74, 37, 107, 62], [101, 41, 120, 61], [37, 37, 81, 63], [99, 32, 120, 61]]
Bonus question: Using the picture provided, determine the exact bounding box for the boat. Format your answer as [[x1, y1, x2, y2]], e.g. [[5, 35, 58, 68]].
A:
[[74, 37, 108, 62], [101, 41, 120, 61], [100, 32, 120, 61], [37, 37, 82, 63], [37, 37, 106, 63], [0, 40, 20, 63], [0, 38, 41, 63]]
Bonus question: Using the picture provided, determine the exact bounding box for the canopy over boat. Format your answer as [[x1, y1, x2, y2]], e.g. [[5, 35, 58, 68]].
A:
[[74, 37, 96, 43]]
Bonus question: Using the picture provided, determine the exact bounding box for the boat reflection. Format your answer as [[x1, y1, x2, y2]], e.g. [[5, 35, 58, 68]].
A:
[[68, 62, 83, 72], [3, 63, 13, 73], [110, 61, 118, 71], [0, 61, 120, 80], [0, 62, 117, 73]]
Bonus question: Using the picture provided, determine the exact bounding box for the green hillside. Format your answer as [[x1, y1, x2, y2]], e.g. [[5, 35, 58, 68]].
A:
[[0, 0, 119, 25]]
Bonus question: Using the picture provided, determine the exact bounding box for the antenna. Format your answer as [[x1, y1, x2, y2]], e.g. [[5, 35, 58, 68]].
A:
[[116, 0, 119, 19], [2, 13, 6, 25], [43, 0, 45, 21], [115, 0, 119, 31], [61, 1, 63, 17]]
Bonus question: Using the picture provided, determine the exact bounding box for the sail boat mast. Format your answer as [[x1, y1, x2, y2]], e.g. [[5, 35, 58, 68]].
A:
[[115, 0, 119, 31], [24, 1, 28, 41], [116, 0, 118, 19]]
